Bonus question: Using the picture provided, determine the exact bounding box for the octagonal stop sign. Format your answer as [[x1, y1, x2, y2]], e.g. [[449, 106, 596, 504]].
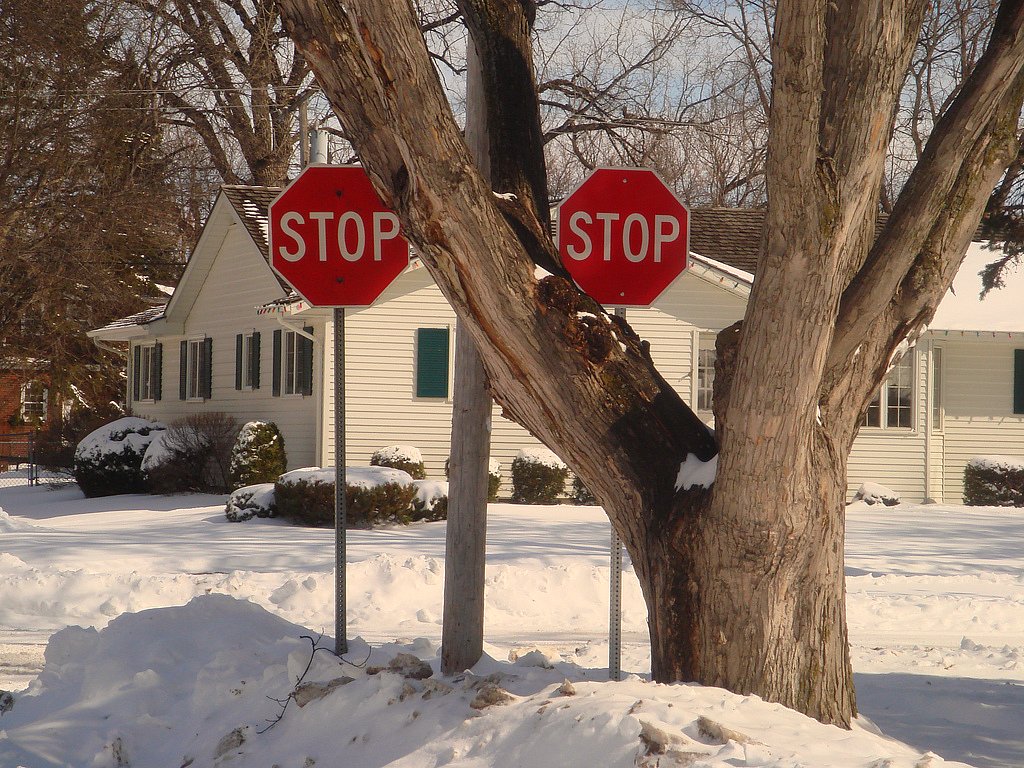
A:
[[269, 165, 410, 307], [557, 167, 689, 307]]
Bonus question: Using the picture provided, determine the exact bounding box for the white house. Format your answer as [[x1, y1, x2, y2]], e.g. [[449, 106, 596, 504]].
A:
[[90, 185, 1024, 503]]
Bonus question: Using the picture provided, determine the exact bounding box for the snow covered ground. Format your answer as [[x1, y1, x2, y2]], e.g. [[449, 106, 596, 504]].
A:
[[0, 475, 1021, 767]]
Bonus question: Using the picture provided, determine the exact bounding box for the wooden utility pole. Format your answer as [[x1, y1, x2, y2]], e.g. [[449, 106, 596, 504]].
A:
[[441, 39, 492, 676]]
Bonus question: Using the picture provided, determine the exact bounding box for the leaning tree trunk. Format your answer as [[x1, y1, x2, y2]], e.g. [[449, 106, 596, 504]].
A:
[[277, 0, 1024, 728]]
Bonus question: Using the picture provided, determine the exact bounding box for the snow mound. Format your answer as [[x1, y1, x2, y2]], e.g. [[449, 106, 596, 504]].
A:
[[966, 455, 1024, 472], [372, 444, 423, 464], [277, 465, 414, 489], [0, 509, 44, 533], [0, 595, 965, 768], [852, 482, 901, 506], [412, 479, 448, 509], [515, 446, 567, 469], [74, 416, 165, 462]]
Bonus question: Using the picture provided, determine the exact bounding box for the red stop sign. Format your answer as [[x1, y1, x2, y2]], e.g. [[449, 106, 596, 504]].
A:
[[269, 165, 410, 307], [557, 168, 689, 306]]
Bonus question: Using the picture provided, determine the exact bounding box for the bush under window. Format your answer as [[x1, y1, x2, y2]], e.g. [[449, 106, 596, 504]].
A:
[[229, 421, 287, 490], [371, 445, 427, 479], [74, 417, 165, 497]]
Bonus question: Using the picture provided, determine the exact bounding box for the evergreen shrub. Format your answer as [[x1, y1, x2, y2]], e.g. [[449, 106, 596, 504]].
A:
[[274, 466, 418, 527], [371, 445, 427, 479], [511, 447, 568, 504], [410, 480, 448, 522], [963, 456, 1024, 506], [229, 421, 287, 490], [225, 483, 277, 522], [74, 417, 165, 497]]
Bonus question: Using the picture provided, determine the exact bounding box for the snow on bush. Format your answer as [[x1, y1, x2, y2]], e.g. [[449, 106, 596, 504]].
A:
[[73, 417, 165, 497], [851, 482, 901, 506], [411, 479, 448, 521], [371, 445, 426, 479], [225, 483, 277, 522], [511, 447, 568, 504], [964, 455, 1024, 506], [229, 421, 287, 490], [274, 466, 418, 527]]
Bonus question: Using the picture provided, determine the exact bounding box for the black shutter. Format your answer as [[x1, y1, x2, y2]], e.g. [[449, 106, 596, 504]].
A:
[[251, 332, 261, 389], [132, 344, 141, 402], [235, 334, 243, 390], [415, 327, 450, 398], [200, 338, 213, 399], [272, 329, 282, 397], [1014, 350, 1024, 414], [153, 343, 163, 401], [301, 326, 314, 396], [179, 340, 188, 400]]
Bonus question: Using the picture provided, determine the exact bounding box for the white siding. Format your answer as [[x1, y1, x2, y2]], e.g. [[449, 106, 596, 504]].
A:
[[130, 225, 322, 469], [326, 266, 746, 492], [937, 337, 1024, 503], [847, 346, 930, 501]]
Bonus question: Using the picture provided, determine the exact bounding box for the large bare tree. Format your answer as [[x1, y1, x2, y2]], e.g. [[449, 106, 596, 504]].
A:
[[276, 0, 1024, 726]]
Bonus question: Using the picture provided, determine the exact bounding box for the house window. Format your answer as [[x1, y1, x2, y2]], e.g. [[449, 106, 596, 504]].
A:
[[179, 337, 212, 400], [272, 328, 313, 397], [133, 343, 162, 402], [236, 332, 260, 390], [20, 381, 47, 422], [696, 342, 716, 412], [415, 327, 451, 398], [862, 351, 914, 429]]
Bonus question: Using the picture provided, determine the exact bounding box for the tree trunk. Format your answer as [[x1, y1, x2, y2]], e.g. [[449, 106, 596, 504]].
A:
[[277, 0, 1024, 728]]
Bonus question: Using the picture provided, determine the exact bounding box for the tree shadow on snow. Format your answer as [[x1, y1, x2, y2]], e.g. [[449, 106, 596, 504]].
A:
[[855, 672, 1024, 768]]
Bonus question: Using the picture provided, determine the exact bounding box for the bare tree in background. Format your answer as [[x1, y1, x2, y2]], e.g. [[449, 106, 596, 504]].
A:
[[110, 0, 318, 186]]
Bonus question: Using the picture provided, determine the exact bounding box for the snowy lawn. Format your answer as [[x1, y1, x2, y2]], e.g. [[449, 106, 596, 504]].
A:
[[0, 476, 1021, 767]]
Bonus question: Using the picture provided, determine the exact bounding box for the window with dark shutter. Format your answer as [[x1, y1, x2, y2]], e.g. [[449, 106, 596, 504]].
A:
[[235, 334, 244, 390], [152, 343, 163, 401], [250, 332, 261, 389], [133, 345, 142, 402], [301, 327, 314, 396], [272, 329, 282, 397], [179, 340, 188, 400], [1014, 350, 1024, 414], [415, 327, 450, 398], [201, 338, 213, 399]]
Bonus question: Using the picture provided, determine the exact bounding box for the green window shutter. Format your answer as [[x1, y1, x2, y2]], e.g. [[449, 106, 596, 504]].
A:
[[301, 326, 314, 396], [235, 334, 243, 390], [179, 340, 188, 400], [251, 332, 261, 389], [153, 343, 163, 401], [1014, 350, 1024, 414], [132, 345, 141, 402], [201, 338, 213, 399], [416, 327, 450, 398], [272, 329, 282, 397]]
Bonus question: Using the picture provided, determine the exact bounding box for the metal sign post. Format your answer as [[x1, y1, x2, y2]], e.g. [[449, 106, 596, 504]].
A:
[[334, 306, 348, 655], [609, 306, 626, 681]]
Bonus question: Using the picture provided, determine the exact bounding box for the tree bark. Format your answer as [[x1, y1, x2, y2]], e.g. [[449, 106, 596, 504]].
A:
[[276, 0, 1024, 727]]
